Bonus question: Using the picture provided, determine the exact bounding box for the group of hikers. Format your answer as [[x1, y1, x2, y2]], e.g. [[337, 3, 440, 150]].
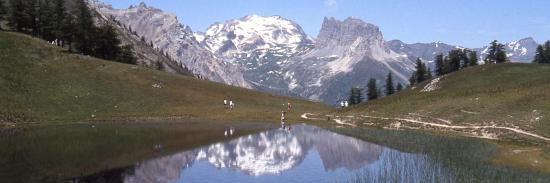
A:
[[223, 99, 235, 110], [222, 99, 293, 136], [340, 101, 349, 108], [280, 102, 292, 130]]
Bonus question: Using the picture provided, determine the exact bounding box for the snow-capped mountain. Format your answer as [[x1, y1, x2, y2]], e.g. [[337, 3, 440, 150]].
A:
[[91, 1, 541, 105], [388, 38, 539, 63], [121, 125, 383, 182], [283, 17, 416, 104], [198, 15, 313, 94], [477, 37, 538, 63], [91, 2, 251, 88]]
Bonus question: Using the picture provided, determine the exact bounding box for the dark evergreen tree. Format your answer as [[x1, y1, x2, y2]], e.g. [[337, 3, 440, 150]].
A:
[[73, 0, 96, 54], [434, 54, 445, 76], [38, 0, 56, 40], [396, 83, 403, 92], [533, 45, 545, 63], [8, 0, 27, 32], [415, 58, 426, 83], [24, 0, 39, 36], [409, 72, 417, 86], [448, 49, 462, 72], [0, 0, 6, 30], [468, 51, 478, 66], [484, 40, 508, 64], [52, 0, 66, 41], [385, 72, 395, 96], [348, 87, 363, 105], [94, 23, 121, 60], [545, 41, 550, 63], [118, 45, 137, 65], [426, 67, 433, 80], [367, 79, 379, 101]]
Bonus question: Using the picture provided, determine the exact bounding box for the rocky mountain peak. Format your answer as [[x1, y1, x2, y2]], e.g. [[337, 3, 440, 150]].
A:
[[317, 17, 384, 48]]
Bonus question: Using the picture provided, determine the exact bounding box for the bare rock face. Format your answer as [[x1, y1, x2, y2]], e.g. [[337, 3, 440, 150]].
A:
[[283, 17, 415, 104], [92, 2, 251, 88]]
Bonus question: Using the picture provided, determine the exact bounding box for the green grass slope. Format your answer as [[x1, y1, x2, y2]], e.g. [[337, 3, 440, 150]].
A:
[[339, 63, 550, 141], [0, 32, 328, 124]]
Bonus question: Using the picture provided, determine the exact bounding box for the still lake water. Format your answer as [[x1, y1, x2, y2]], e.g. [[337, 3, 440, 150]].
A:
[[74, 124, 550, 183]]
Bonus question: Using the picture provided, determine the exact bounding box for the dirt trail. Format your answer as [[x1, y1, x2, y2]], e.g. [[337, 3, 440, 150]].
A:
[[361, 115, 550, 141], [301, 112, 550, 141]]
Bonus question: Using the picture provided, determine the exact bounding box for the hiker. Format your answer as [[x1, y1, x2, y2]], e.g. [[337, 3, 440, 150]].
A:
[[340, 101, 345, 108], [287, 102, 292, 112], [224, 99, 228, 108], [281, 111, 286, 128], [229, 100, 234, 110], [344, 101, 349, 107]]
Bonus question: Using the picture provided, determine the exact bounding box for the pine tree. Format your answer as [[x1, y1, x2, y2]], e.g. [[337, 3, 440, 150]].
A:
[[426, 67, 433, 80], [118, 45, 137, 65], [468, 51, 478, 66], [409, 72, 417, 86], [38, 0, 56, 40], [435, 54, 445, 76], [385, 72, 395, 96], [24, 0, 39, 36], [8, 0, 27, 32], [367, 79, 379, 101], [52, 0, 66, 41], [484, 40, 508, 64], [415, 58, 426, 83], [73, 0, 96, 54], [348, 87, 363, 105], [448, 49, 462, 72], [396, 83, 403, 92], [534, 45, 545, 63], [94, 23, 122, 60], [544, 41, 550, 63], [0, 0, 5, 30]]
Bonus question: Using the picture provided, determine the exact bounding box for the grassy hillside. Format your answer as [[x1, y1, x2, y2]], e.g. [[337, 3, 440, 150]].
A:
[[0, 31, 328, 124], [336, 63, 550, 142]]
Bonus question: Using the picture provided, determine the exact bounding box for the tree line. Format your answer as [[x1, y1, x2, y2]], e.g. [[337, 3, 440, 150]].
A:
[[0, 0, 136, 64], [347, 72, 404, 106]]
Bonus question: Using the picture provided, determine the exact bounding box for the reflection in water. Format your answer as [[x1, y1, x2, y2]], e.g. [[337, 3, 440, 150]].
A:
[[120, 125, 385, 182], [73, 124, 550, 183]]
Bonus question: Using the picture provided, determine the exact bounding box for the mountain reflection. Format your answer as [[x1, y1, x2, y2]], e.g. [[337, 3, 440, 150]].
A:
[[122, 125, 383, 183]]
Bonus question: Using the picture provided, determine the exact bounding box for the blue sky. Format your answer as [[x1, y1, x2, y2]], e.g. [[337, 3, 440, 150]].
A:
[[102, 0, 550, 48]]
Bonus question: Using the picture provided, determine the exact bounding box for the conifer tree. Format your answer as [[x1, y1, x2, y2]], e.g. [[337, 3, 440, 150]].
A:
[[426, 67, 433, 80], [468, 51, 478, 66], [74, 0, 96, 54], [8, 0, 27, 32], [348, 87, 363, 105], [367, 79, 379, 101], [0, 0, 5, 30], [435, 54, 445, 76], [415, 58, 426, 83], [385, 72, 395, 96], [118, 45, 137, 65], [53, 0, 66, 41], [94, 23, 121, 60], [409, 72, 417, 86], [533, 45, 545, 63], [38, 0, 56, 40], [484, 40, 508, 64], [545, 41, 550, 63], [448, 49, 462, 72]]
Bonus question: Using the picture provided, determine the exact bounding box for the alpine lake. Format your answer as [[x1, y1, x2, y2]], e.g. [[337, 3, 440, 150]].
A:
[[1, 120, 549, 183]]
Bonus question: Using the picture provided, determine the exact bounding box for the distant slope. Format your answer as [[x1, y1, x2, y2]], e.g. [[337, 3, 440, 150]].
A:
[[336, 63, 550, 142], [0, 32, 328, 124]]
